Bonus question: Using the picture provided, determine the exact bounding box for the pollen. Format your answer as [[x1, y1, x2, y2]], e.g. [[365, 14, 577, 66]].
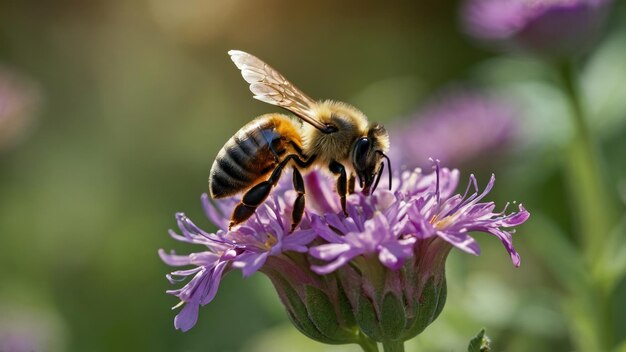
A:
[[264, 233, 278, 249], [430, 214, 456, 230]]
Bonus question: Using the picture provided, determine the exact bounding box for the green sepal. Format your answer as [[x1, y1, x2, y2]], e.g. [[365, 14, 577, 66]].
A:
[[272, 274, 343, 344], [399, 276, 446, 341], [380, 292, 406, 341], [337, 283, 357, 328], [356, 294, 383, 341], [305, 285, 356, 342]]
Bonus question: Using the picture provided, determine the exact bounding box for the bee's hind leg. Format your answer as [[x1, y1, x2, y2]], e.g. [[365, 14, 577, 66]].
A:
[[229, 154, 315, 230], [229, 157, 290, 229]]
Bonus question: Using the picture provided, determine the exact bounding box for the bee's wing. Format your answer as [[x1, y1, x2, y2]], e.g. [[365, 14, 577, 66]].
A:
[[228, 50, 328, 132]]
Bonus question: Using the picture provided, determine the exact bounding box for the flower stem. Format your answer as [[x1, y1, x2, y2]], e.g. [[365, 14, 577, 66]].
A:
[[557, 60, 616, 351], [358, 336, 380, 352], [382, 341, 404, 352], [558, 60, 615, 265]]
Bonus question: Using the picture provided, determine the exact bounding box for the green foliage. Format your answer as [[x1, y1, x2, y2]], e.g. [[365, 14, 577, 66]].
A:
[[467, 329, 491, 352]]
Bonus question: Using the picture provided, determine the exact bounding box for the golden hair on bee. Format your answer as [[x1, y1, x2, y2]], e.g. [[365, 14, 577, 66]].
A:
[[209, 50, 392, 231]]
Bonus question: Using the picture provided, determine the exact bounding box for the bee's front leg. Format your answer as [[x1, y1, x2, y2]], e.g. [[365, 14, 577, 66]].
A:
[[329, 161, 348, 215], [348, 173, 356, 194], [290, 167, 306, 232]]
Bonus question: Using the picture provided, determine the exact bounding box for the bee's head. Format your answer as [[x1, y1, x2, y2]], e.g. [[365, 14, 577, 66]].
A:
[[351, 123, 392, 195]]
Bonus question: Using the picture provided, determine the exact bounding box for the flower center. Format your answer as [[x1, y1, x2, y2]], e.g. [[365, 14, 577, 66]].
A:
[[263, 233, 278, 250], [430, 214, 456, 230]]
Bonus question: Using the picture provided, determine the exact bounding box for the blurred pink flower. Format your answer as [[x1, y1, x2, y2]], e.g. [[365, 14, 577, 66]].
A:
[[461, 0, 612, 57], [0, 67, 41, 150], [389, 90, 518, 169]]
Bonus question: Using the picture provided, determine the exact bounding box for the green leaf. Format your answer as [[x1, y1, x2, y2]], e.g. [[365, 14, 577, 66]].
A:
[[467, 329, 491, 352]]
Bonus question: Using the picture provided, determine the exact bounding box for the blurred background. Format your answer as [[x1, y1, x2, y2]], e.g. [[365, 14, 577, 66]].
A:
[[1, 1, 625, 351]]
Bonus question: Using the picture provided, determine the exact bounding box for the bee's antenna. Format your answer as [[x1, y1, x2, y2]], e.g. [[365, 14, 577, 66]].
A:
[[376, 151, 393, 191]]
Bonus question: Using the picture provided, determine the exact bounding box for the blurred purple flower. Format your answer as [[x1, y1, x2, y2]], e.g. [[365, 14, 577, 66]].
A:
[[0, 305, 66, 352], [0, 67, 41, 150], [389, 90, 518, 169], [461, 0, 612, 57]]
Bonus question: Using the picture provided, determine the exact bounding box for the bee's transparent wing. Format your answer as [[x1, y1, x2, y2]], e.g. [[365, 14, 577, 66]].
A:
[[228, 50, 328, 132]]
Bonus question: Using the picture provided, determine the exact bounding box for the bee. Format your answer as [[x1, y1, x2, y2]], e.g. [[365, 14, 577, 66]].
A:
[[209, 50, 392, 231]]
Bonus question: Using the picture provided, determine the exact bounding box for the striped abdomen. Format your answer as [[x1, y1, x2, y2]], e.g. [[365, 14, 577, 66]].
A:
[[209, 114, 302, 198]]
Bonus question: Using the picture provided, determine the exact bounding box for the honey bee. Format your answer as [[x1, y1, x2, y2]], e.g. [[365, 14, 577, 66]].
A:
[[209, 50, 392, 231]]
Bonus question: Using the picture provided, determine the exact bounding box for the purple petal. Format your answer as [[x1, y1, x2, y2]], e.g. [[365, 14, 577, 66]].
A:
[[476, 174, 496, 201], [375, 190, 396, 211], [189, 252, 220, 266], [310, 252, 357, 275], [305, 172, 340, 213], [436, 230, 480, 255], [201, 194, 229, 230], [283, 229, 318, 252], [378, 246, 402, 270], [233, 252, 269, 277], [168, 267, 203, 278], [487, 228, 521, 267], [378, 238, 416, 270], [311, 216, 343, 243], [174, 300, 200, 332], [159, 249, 191, 266], [200, 260, 228, 304], [500, 204, 530, 227], [309, 243, 351, 260]]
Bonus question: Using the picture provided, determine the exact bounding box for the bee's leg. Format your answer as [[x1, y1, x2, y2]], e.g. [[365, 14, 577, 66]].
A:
[[329, 161, 348, 215], [230, 154, 316, 229], [291, 167, 305, 231], [348, 173, 356, 194]]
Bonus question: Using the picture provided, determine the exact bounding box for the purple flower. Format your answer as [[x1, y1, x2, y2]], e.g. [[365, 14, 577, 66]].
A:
[[461, 0, 612, 57], [160, 165, 529, 343], [227, 196, 318, 277], [159, 189, 316, 331], [158, 212, 238, 332], [309, 202, 417, 274], [309, 164, 528, 273], [389, 90, 518, 169]]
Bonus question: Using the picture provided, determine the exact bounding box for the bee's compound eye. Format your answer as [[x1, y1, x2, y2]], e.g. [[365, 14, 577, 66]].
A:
[[353, 137, 371, 170]]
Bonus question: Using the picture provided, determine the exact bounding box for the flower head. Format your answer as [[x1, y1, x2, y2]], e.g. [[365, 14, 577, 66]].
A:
[[462, 0, 612, 58], [160, 165, 529, 342], [159, 189, 316, 331], [309, 163, 527, 273], [389, 90, 518, 169]]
